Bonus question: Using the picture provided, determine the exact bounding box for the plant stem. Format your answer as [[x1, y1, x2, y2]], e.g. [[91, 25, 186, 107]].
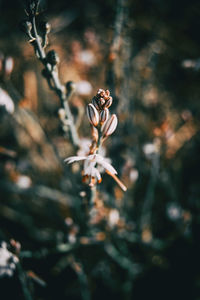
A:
[[30, 15, 80, 149]]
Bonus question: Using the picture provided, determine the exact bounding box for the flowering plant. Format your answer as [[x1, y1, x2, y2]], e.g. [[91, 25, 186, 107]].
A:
[[65, 89, 127, 191]]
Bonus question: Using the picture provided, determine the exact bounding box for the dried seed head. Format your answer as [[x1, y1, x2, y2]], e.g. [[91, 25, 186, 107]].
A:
[[86, 103, 99, 127], [102, 114, 118, 137], [99, 108, 109, 124]]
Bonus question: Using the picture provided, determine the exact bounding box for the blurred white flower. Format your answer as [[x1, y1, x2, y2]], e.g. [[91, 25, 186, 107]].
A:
[[108, 209, 120, 227], [76, 80, 93, 96], [167, 203, 182, 221], [64, 153, 117, 185], [16, 175, 32, 189], [79, 50, 96, 66], [129, 169, 139, 183], [143, 143, 156, 156]]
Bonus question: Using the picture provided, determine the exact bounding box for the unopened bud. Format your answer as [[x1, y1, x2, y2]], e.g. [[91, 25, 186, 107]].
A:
[[97, 89, 105, 96], [99, 108, 109, 124], [92, 96, 101, 111], [46, 50, 60, 66], [86, 103, 99, 127], [102, 114, 118, 137], [99, 97, 105, 107], [104, 89, 110, 98], [104, 96, 113, 109]]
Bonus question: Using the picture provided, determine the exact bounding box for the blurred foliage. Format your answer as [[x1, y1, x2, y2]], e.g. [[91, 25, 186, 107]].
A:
[[0, 0, 200, 299]]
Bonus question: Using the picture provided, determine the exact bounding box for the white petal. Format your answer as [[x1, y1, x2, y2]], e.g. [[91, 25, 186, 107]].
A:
[[98, 159, 117, 175], [84, 160, 96, 175], [64, 156, 86, 164], [95, 154, 104, 163], [94, 168, 101, 181]]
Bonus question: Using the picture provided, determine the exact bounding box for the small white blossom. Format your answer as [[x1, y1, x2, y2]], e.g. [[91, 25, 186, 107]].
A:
[[64, 153, 117, 184]]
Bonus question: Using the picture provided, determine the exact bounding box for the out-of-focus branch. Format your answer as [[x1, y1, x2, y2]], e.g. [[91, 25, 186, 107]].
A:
[[21, 3, 80, 149]]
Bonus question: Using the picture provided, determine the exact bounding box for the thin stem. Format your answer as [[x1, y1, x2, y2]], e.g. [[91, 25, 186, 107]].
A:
[[30, 14, 80, 148]]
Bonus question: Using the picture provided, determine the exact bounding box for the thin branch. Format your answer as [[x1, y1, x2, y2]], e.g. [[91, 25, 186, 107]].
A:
[[23, 8, 80, 148]]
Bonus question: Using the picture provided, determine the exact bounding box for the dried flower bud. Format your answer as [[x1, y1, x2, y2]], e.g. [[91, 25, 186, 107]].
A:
[[46, 50, 60, 66], [102, 114, 118, 137], [86, 103, 99, 127], [99, 108, 109, 124]]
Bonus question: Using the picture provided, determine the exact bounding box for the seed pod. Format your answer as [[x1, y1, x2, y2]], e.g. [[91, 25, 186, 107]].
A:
[[102, 114, 118, 137], [104, 96, 113, 109], [86, 103, 99, 127], [99, 108, 109, 125]]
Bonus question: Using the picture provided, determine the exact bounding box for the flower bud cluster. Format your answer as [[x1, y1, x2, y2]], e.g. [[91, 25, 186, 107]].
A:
[[86, 89, 117, 138], [92, 89, 113, 111]]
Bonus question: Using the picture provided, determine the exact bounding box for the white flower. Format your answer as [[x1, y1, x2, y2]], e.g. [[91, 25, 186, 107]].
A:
[[64, 153, 117, 184]]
